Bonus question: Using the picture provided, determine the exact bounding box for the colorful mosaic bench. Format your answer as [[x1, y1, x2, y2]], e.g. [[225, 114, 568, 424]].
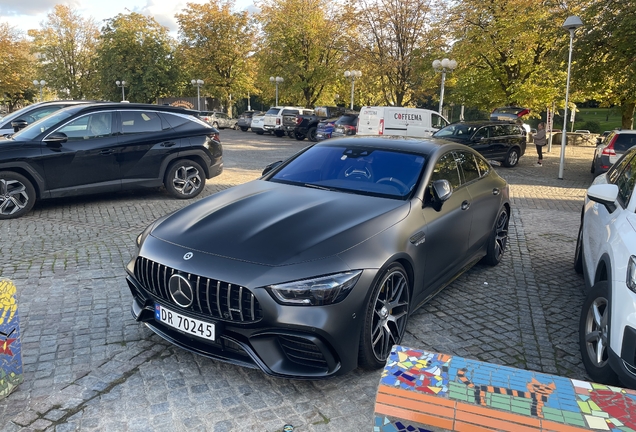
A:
[[374, 346, 636, 432]]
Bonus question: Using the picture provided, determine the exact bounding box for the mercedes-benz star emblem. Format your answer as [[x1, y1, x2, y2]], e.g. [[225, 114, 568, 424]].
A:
[[183, 252, 193, 260], [168, 274, 194, 308]]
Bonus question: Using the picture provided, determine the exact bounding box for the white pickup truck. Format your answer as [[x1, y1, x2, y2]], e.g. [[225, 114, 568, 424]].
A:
[[263, 106, 304, 137]]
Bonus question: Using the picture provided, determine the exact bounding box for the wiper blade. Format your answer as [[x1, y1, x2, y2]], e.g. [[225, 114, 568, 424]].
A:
[[304, 183, 334, 191]]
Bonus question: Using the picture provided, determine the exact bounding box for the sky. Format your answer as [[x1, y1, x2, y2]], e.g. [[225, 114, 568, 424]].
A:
[[0, 0, 257, 35]]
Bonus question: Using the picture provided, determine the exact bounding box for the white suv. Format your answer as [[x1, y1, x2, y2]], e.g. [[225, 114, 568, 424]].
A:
[[575, 145, 636, 389]]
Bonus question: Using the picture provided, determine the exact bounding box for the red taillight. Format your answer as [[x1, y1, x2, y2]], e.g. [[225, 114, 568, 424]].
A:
[[379, 119, 384, 135], [276, 118, 280, 125], [344, 125, 356, 135], [296, 116, 302, 125], [602, 135, 618, 156], [517, 109, 530, 117], [208, 132, 220, 142]]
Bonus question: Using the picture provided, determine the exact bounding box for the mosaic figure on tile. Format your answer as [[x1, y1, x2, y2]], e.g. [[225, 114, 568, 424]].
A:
[[0, 279, 23, 399], [374, 415, 434, 432], [457, 367, 556, 417]]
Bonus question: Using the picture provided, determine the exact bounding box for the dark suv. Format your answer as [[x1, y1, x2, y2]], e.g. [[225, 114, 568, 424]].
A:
[[433, 121, 527, 167], [0, 100, 100, 135], [0, 103, 223, 219]]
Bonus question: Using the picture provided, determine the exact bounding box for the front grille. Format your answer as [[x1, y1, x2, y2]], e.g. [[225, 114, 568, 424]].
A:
[[134, 256, 263, 323], [278, 335, 328, 369]]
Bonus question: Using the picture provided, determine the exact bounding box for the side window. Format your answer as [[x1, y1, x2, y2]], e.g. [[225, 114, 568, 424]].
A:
[[492, 125, 507, 137], [432, 113, 448, 129], [430, 152, 461, 190], [161, 113, 190, 129], [502, 125, 518, 136], [27, 106, 64, 122], [613, 153, 636, 208], [56, 112, 113, 141], [121, 111, 163, 134], [216, 113, 228, 120], [473, 127, 489, 140], [474, 153, 491, 177], [455, 151, 480, 183]]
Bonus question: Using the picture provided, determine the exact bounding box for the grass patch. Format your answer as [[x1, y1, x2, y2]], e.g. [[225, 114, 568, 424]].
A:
[[571, 107, 622, 132]]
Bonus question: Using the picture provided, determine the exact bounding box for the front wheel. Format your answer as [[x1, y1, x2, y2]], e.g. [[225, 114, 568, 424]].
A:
[[164, 160, 205, 199], [359, 263, 410, 369], [0, 171, 36, 219], [579, 281, 619, 385], [294, 132, 305, 141], [503, 147, 520, 167], [482, 207, 509, 266], [307, 126, 318, 142]]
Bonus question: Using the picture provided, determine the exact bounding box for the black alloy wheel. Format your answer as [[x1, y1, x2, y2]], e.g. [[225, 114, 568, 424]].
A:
[[164, 160, 205, 199], [294, 132, 305, 141], [483, 207, 509, 266], [307, 126, 318, 142], [579, 281, 619, 385], [0, 171, 36, 219], [274, 130, 285, 137], [359, 263, 410, 369], [503, 147, 520, 167]]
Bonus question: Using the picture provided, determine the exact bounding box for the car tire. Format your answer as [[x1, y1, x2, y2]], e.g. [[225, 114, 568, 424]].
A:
[[307, 126, 318, 142], [294, 132, 305, 141], [240, 127, 248, 132], [164, 160, 205, 199], [579, 281, 619, 385], [574, 222, 584, 274], [358, 262, 410, 370], [503, 147, 520, 167], [256, 131, 264, 135], [482, 206, 509, 266], [0, 171, 36, 219], [274, 130, 285, 137]]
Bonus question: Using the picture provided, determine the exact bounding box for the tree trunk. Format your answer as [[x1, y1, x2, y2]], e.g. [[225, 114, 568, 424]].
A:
[[622, 102, 635, 129]]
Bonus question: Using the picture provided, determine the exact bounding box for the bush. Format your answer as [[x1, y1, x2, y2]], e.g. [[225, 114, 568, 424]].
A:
[[578, 120, 602, 133]]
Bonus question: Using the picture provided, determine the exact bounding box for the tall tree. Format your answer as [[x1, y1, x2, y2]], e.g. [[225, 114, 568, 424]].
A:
[[257, 0, 346, 107], [97, 13, 178, 103], [576, 0, 636, 129], [0, 23, 36, 111], [344, 0, 446, 107], [28, 5, 100, 100], [176, 0, 256, 115], [446, 0, 571, 114]]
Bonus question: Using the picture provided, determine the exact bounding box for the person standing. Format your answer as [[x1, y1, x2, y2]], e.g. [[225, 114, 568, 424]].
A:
[[533, 122, 547, 166]]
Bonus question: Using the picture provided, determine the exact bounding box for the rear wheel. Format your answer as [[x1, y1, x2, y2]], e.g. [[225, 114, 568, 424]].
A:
[[240, 127, 248, 132], [164, 160, 205, 199], [0, 171, 36, 219], [274, 130, 285, 137], [482, 207, 509, 266], [359, 263, 410, 369], [503, 147, 520, 167], [579, 281, 619, 385], [256, 131, 264, 135], [294, 132, 305, 141]]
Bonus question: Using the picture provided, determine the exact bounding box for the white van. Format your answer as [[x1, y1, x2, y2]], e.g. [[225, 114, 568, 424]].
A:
[[356, 106, 449, 138]]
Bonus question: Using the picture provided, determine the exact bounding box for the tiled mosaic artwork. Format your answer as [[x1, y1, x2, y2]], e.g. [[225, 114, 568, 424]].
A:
[[374, 346, 636, 431], [0, 279, 23, 399]]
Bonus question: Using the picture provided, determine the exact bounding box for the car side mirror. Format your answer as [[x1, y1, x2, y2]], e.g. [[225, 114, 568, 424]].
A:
[[262, 160, 283, 176], [11, 119, 28, 132], [587, 183, 618, 214], [43, 132, 68, 146], [432, 179, 452, 203]]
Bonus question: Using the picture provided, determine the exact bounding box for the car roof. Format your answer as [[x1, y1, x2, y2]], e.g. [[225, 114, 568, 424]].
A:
[[446, 120, 523, 127], [69, 102, 199, 116], [319, 135, 469, 156]]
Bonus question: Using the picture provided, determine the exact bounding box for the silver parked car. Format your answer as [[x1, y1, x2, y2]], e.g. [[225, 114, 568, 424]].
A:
[[200, 111, 237, 130]]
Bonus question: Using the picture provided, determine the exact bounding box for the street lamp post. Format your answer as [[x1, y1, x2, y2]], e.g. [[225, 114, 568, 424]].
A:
[[432, 58, 457, 115], [191, 79, 204, 111], [269, 76, 283, 106], [558, 16, 583, 180], [344, 70, 362, 110], [33, 80, 46, 102], [115, 80, 127, 101]]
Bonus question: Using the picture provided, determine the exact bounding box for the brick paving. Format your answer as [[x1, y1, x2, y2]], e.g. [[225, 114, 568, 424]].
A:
[[0, 132, 597, 431]]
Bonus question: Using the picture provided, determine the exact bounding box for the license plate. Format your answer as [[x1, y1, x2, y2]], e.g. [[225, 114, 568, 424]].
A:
[[155, 304, 215, 341]]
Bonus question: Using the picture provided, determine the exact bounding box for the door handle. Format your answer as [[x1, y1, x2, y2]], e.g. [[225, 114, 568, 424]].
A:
[[461, 200, 470, 210], [161, 142, 176, 147], [492, 188, 500, 195], [100, 149, 114, 155]]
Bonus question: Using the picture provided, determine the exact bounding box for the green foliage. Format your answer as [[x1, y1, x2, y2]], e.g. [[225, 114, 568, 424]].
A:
[[0, 23, 36, 110], [97, 13, 178, 103], [28, 5, 100, 100]]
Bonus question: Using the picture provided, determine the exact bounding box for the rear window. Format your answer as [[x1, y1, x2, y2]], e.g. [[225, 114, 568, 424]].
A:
[[266, 108, 280, 115], [433, 123, 479, 141], [282, 109, 299, 116], [335, 115, 358, 126], [614, 134, 636, 152]]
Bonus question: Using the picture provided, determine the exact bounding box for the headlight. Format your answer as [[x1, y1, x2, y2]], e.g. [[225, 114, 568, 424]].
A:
[[628, 256, 636, 293], [267, 271, 362, 306]]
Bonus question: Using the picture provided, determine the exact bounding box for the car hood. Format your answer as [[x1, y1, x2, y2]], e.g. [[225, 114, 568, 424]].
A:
[[150, 180, 410, 267]]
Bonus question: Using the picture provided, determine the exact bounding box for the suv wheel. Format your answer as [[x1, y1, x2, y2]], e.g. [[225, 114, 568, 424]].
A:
[[503, 147, 520, 167], [240, 127, 248, 132], [294, 132, 305, 141], [0, 171, 36, 219], [579, 281, 619, 385], [307, 126, 318, 142], [164, 160, 205, 199], [274, 130, 285, 137]]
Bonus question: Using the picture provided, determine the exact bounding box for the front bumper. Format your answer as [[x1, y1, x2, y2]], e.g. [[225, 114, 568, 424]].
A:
[[125, 243, 375, 379]]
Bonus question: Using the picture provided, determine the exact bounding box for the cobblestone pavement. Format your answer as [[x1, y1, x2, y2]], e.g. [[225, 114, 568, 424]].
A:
[[0, 131, 597, 431]]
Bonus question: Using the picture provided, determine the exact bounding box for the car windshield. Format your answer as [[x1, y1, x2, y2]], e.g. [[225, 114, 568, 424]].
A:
[[433, 123, 479, 141], [265, 108, 280, 115], [269, 144, 426, 199], [11, 108, 78, 141]]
